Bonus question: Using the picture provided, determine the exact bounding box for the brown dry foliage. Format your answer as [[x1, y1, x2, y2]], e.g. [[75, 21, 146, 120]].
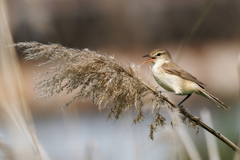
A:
[[15, 42, 197, 139]]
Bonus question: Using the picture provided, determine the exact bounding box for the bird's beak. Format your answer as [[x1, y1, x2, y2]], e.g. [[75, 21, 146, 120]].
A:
[[142, 55, 155, 64]]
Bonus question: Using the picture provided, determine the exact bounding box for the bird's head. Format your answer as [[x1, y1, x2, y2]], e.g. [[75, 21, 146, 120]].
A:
[[142, 48, 172, 64]]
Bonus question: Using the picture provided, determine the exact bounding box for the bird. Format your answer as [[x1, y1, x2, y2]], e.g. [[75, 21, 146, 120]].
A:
[[142, 48, 230, 110]]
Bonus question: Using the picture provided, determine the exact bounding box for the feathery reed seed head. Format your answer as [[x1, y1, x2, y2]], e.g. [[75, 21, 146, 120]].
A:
[[15, 42, 198, 139]]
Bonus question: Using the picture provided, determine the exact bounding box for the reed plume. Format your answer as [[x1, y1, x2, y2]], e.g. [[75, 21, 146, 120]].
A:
[[15, 42, 197, 139]]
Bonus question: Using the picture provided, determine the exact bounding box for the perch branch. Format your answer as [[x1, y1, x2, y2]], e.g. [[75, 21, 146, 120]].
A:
[[146, 83, 240, 153]]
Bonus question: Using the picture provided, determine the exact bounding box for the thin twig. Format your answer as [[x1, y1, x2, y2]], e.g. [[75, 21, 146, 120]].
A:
[[144, 83, 240, 153], [182, 108, 240, 152], [165, 97, 240, 153]]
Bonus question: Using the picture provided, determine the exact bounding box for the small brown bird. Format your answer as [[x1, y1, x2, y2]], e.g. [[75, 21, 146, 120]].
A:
[[142, 48, 230, 110]]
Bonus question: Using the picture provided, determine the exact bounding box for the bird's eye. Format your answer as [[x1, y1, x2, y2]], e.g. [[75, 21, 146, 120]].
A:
[[157, 53, 161, 56]]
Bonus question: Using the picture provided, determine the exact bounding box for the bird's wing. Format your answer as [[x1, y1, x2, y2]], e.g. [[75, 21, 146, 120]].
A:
[[161, 62, 205, 86]]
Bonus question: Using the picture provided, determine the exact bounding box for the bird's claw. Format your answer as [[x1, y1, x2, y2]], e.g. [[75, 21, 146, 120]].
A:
[[177, 104, 184, 108], [158, 90, 163, 97]]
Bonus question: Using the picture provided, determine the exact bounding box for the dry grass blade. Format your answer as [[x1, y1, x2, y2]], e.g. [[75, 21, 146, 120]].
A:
[[15, 42, 170, 132], [175, 0, 215, 63], [200, 108, 220, 160], [0, 0, 50, 159]]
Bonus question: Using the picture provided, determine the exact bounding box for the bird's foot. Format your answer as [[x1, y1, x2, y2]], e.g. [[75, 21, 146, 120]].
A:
[[158, 90, 163, 97], [177, 104, 184, 108]]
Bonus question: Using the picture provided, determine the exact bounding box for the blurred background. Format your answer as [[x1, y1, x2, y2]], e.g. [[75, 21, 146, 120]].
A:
[[0, 0, 240, 159]]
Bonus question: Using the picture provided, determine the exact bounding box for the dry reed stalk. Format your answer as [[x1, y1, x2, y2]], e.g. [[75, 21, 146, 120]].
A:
[[200, 108, 220, 160], [175, 0, 215, 63], [0, 0, 50, 159], [176, 124, 201, 160], [233, 52, 240, 160], [15, 42, 240, 153]]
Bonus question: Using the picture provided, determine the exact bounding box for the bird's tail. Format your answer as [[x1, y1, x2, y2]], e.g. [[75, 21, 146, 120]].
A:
[[198, 88, 230, 110]]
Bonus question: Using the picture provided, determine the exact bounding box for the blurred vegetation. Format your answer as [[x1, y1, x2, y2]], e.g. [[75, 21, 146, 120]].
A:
[[9, 0, 240, 49], [0, 0, 239, 159]]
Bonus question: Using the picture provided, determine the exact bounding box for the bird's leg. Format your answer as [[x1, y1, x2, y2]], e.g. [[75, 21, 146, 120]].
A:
[[177, 94, 192, 107]]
